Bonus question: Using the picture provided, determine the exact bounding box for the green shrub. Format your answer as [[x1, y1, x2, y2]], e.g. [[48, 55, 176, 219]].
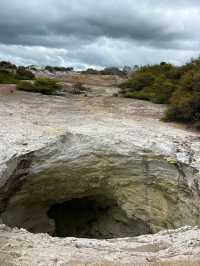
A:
[[121, 76, 176, 104], [15, 67, 35, 80], [125, 89, 153, 101], [0, 61, 17, 70], [0, 70, 16, 84], [17, 81, 35, 92], [17, 78, 62, 95], [100, 67, 126, 76], [120, 72, 155, 93], [120, 59, 200, 129], [163, 69, 200, 124], [34, 78, 61, 94], [0, 63, 34, 83], [164, 90, 200, 123], [148, 78, 177, 104], [45, 66, 73, 72]]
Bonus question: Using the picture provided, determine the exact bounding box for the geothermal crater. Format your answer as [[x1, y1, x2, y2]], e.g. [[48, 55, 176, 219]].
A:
[[0, 149, 199, 239], [0, 90, 200, 265]]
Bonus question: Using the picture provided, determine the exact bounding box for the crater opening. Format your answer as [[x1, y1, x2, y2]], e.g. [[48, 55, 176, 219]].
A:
[[2, 154, 196, 239], [47, 196, 152, 239]]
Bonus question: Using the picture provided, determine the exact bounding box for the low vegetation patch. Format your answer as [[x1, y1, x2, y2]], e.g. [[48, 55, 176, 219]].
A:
[[120, 59, 200, 129], [0, 61, 64, 95], [15, 67, 35, 80], [17, 77, 62, 95], [45, 66, 73, 72], [0, 62, 35, 83], [0, 70, 16, 84], [82, 66, 128, 76]]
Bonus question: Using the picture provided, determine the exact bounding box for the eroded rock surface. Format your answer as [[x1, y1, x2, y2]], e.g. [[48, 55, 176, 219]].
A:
[[0, 90, 200, 264]]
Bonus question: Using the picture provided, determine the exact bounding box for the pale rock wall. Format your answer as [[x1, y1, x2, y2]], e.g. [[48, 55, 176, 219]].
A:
[[0, 132, 199, 237]]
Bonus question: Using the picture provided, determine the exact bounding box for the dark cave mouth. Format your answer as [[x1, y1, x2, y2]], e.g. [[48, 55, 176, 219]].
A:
[[1, 195, 152, 239], [47, 196, 152, 239]]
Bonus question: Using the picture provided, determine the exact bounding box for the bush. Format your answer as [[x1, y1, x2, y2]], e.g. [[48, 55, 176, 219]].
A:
[[120, 72, 155, 93], [0, 70, 16, 84], [164, 90, 200, 123], [0, 61, 17, 70], [17, 78, 62, 95], [120, 58, 200, 129], [15, 67, 35, 80], [82, 68, 99, 75], [124, 90, 152, 101], [163, 69, 200, 125], [148, 78, 177, 104], [121, 75, 176, 104], [82, 67, 129, 76], [17, 81, 35, 92], [0, 63, 34, 83], [33, 78, 62, 95], [100, 67, 125, 76], [45, 66, 73, 72]]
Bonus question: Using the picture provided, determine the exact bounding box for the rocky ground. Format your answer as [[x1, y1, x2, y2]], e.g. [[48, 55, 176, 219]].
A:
[[0, 224, 200, 266], [0, 81, 200, 265]]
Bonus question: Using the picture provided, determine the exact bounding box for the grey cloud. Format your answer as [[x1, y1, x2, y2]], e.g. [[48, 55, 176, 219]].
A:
[[1, 0, 199, 46], [0, 0, 200, 68]]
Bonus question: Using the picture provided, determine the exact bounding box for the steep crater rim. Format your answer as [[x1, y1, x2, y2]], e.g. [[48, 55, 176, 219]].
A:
[[0, 151, 199, 240]]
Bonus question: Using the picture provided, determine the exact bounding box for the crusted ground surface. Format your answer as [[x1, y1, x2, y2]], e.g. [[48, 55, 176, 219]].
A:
[[0, 89, 199, 167], [0, 86, 200, 265], [0, 225, 200, 266]]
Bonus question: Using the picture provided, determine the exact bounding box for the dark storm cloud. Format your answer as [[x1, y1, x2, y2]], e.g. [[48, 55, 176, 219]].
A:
[[0, 0, 200, 68]]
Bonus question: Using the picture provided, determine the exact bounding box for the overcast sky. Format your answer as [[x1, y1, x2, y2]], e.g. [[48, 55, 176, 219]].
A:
[[0, 0, 200, 69]]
